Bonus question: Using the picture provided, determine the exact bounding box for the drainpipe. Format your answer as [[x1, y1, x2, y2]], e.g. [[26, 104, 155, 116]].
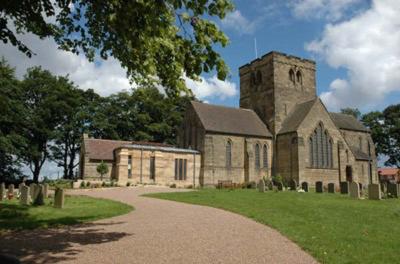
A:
[[193, 153, 196, 188], [140, 148, 143, 184]]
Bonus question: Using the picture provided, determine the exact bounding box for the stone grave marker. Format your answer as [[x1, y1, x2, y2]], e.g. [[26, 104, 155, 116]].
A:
[[265, 179, 273, 190], [340, 182, 349, 194], [20, 185, 30, 205], [289, 179, 297, 191], [54, 188, 65, 208], [387, 183, 398, 198], [43, 183, 49, 198], [8, 184, 14, 198], [301, 182, 308, 192], [30, 183, 36, 198], [258, 179, 265, 192], [349, 182, 360, 199], [328, 183, 335, 193], [18, 182, 25, 193], [0, 183, 5, 201], [316, 181, 323, 193], [368, 184, 381, 200]]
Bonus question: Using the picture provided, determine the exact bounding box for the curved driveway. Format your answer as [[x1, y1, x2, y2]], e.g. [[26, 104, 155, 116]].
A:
[[0, 187, 317, 264]]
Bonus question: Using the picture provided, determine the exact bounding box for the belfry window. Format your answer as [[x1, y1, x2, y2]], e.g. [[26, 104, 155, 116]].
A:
[[289, 69, 295, 83], [309, 123, 333, 168], [256, 70, 262, 84], [296, 71, 302, 84]]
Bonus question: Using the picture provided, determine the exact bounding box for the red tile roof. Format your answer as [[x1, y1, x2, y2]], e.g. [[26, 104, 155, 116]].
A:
[[378, 168, 399, 176], [84, 138, 172, 160]]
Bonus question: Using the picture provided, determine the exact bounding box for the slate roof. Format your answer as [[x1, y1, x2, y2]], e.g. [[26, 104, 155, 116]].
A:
[[349, 146, 372, 161], [329, 113, 369, 132], [278, 99, 317, 134], [191, 101, 272, 138], [84, 138, 171, 160]]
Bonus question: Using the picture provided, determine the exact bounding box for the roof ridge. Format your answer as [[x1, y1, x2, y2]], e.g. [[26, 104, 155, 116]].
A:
[[85, 138, 132, 142], [191, 100, 251, 112]]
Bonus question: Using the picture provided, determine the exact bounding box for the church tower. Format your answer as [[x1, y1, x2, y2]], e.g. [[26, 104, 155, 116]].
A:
[[239, 51, 317, 136]]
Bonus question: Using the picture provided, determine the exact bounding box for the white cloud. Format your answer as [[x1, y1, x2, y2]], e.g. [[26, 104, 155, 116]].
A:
[[290, 0, 362, 21], [0, 32, 131, 96], [306, 0, 400, 111], [221, 10, 258, 35], [184, 75, 237, 100]]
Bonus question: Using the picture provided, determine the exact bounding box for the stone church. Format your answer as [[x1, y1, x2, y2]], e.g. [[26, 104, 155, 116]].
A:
[[80, 51, 377, 188]]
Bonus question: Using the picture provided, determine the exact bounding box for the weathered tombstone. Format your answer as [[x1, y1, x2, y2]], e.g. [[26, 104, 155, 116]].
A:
[[32, 184, 42, 201], [349, 182, 360, 199], [340, 182, 349, 194], [20, 185, 30, 205], [387, 183, 398, 198], [18, 182, 25, 193], [368, 184, 381, 200], [277, 182, 283, 191], [33, 185, 45, 206], [0, 183, 5, 201], [29, 183, 36, 198], [8, 184, 14, 197], [328, 183, 335, 193], [289, 179, 297, 191], [43, 183, 49, 198], [265, 179, 273, 190], [54, 188, 65, 208], [258, 179, 265, 193], [315, 181, 323, 193], [301, 182, 309, 192]]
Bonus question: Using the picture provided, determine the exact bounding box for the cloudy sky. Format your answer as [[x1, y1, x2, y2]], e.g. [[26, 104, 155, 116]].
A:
[[1, 0, 398, 177]]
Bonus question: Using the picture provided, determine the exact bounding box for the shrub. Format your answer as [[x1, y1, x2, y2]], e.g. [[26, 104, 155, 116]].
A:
[[86, 181, 91, 187], [170, 183, 176, 188], [126, 182, 131, 187], [96, 161, 109, 181], [80, 181, 85, 188], [102, 181, 106, 187]]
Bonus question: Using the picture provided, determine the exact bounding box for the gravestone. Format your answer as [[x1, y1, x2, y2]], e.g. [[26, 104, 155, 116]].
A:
[[18, 182, 25, 193], [315, 181, 323, 193], [368, 184, 381, 200], [340, 182, 349, 194], [20, 185, 30, 205], [0, 183, 5, 201], [54, 188, 65, 208], [301, 182, 309, 192], [328, 183, 335, 193], [277, 182, 283, 191], [30, 183, 36, 198], [289, 179, 297, 191], [8, 184, 14, 197], [349, 182, 360, 199], [32, 184, 42, 201], [43, 183, 49, 198], [258, 179, 265, 192], [387, 183, 398, 198], [265, 179, 273, 190]]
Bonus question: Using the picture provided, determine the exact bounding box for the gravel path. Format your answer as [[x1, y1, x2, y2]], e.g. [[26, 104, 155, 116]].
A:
[[0, 187, 317, 264]]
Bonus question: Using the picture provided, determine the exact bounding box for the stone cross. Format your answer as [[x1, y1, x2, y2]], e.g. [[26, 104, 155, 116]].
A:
[[349, 182, 360, 199], [0, 183, 5, 201], [8, 184, 15, 197], [43, 183, 49, 198], [289, 179, 297, 191], [368, 184, 381, 200], [387, 183, 398, 198], [54, 188, 65, 209], [340, 182, 349, 194], [301, 182, 309, 192], [20, 185, 30, 205], [328, 183, 335, 193], [316, 181, 323, 193], [258, 179, 265, 193]]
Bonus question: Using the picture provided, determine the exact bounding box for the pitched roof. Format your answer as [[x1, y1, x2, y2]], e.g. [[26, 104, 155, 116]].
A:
[[278, 99, 317, 134], [329, 113, 369, 132], [349, 146, 371, 161], [84, 138, 171, 160], [191, 101, 272, 138], [378, 168, 399, 176]]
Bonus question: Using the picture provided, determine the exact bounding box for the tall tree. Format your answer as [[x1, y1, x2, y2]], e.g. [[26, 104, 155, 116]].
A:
[[0, 58, 26, 181], [1, 0, 234, 95], [341, 107, 361, 120]]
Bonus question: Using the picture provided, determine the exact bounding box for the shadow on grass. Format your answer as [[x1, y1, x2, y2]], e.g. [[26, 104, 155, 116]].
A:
[[0, 221, 131, 263]]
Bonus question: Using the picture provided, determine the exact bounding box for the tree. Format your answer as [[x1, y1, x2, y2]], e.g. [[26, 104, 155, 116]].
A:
[[96, 161, 109, 180], [361, 111, 385, 155], [1, 0, 234, 95], [341, 108, 361, 120]]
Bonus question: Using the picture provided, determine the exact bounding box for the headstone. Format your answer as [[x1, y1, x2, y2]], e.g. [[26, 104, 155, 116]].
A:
[[265, 179, 273, 190], [8, 184, 14, 195], [277, 182, 283, 191], [29, 183, 36, 198], [20, 185, 30, 205], [0, 183, 5, 201], [349, 182, 360, 199], [54, 188, 65, 208], [258, 179, 265, 192], [43, 183, 49, 198], [18, 182, 25, 193], [340, 182, 349, 194], [387, 183, 398, 198], [289, 179, 297, 191], [301, 182, 309, 192], [32, 184, 41, 201], [368, 184, 381, 200], [316, 181, 323, 193], [328, 183, 335, 193]]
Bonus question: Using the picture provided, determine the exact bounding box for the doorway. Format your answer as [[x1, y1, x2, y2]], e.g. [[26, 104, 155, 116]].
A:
[[150, 157, 155, 181], [346, 165, 353, 182]]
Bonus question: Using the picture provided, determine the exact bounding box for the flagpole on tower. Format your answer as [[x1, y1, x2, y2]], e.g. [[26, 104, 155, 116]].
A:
[[254, 38, 258, 59]]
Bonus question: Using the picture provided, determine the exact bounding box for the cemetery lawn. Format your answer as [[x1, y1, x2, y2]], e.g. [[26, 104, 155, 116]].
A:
[[0, 195, 133, 231], [147, 189, 400, 264]]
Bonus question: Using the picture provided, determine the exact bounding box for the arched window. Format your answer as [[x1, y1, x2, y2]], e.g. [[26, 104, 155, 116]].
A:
[[226, 140, 232, 168], [289, 69, 295, 84], [296, 71, 302, 84], [256, 70, 262, 84], [309, 123, 333, 168], [263, 144, 268, 168], [255, 144, 260, 169]]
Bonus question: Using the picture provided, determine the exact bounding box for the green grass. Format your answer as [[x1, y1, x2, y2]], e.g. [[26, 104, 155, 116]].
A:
[[0, 195, 133, 231], [146, 189, 400, 264]]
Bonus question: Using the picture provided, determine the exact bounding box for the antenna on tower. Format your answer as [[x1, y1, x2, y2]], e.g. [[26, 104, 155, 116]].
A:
[[254, 38, 258, 59]]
